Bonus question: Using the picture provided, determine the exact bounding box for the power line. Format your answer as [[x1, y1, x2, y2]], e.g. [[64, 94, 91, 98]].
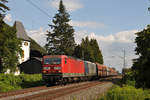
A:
[[25, 0, 51, 18]]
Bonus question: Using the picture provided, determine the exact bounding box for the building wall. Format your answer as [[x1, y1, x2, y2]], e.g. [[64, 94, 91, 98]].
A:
[[19, 41, 30, 64], [19, 57, 42, 74]]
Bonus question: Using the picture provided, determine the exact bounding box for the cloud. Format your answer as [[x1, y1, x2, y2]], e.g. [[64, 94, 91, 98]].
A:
[[27, 27, 47, 46], [50, 0, 82, 12], [75, 30, 139, 72], [69, 20, 105, 28], [74, 30, 89, 44], [88, 30, 138, 43], [3, 14, 12, 23], [75, 30, 138, 44]]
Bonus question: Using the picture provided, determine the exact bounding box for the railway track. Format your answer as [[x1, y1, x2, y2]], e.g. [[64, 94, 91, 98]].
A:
[[0, 76, 120, 100], [0, 81, 106, 100], [0, 86, 46, 98]]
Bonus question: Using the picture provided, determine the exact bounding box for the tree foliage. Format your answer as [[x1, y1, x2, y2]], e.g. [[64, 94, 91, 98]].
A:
[[45, 0, 75, 56], [0, 0, 9, 33], [90, 38, 103, 64], [0, 1, 22, 73], [0, 23, 22, 73], [74, 36, 103, 64], [0, 0, 9, 18], [81, 37, 94, 61], [132, 25, 150, 88]]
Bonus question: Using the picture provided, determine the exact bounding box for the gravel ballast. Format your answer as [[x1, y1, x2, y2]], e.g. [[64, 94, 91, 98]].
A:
[[54, 82, 113, 100]]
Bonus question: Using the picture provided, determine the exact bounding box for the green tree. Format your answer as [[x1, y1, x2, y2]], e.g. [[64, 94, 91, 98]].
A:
[[0, 23, 22, 73], [132, 25, 150, 88], [0, 0, 9, 33], [81, 36, 94, 61], [74, 36, 103, 64], [73, 44, 83, 59], [0, 0, 18, 72], [0, 0, 9, 18], [74, 37, 91, 60], [90, 39, 103, 64], [45, 0, 75, 56], [0, 0, 22, 72]]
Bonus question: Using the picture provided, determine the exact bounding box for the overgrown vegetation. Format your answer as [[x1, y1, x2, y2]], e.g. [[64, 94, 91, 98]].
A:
[[99, 85, 150, 100], [122, 68, 135, 87], [0, 74, 43, 92]]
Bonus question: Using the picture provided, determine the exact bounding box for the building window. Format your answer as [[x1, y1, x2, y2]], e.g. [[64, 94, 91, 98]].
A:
[[24, 42, 28, 46]]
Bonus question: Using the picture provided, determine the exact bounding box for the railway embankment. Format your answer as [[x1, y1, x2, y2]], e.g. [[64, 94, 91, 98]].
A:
[[0, 77, 119, 100], [55, 81, 113, 100], [55, 76, 121, 100]]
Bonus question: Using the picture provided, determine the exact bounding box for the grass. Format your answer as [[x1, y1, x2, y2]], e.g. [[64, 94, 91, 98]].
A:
[[99, 85, 150, 100], [0, 73, 44, 92]]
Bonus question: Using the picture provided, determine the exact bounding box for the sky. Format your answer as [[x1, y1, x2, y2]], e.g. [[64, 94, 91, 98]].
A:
[[3, 0, 150, 72]]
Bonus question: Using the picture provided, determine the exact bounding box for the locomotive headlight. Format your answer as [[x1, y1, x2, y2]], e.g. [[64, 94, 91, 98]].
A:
[[43, 67, 51, 70], [54, 67, 61, 70]]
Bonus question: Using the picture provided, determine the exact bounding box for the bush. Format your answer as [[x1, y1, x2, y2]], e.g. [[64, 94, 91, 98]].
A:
[[20, 74, 43, 88], [0, 74, 43, 92], [125, 80, 136, 87], [122, 69, 135, 82], [99, 85, 150, 100], [0, 74, 22, 92]]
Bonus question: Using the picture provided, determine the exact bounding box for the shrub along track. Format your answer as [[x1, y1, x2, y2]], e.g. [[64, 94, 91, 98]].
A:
[[0, 81, 108, 100]]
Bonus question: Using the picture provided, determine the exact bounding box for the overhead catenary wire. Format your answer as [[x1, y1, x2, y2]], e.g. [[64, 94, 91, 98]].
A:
[[25, 0, 52, 18]]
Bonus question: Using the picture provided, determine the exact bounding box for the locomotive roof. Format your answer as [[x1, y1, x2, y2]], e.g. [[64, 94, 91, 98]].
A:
[[67, 56, 83, 61], [43, 55, 83, 61]]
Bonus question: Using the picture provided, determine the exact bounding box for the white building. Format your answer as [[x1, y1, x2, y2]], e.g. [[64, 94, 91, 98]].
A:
[[14, 21, 31, 64], [5, 21, 31, 75], [11, 21, 31, 75]]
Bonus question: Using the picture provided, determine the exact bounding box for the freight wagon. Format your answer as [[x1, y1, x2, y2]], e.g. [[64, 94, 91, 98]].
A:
[[96, 63, 103, 78], [84, 61, 97, 80]]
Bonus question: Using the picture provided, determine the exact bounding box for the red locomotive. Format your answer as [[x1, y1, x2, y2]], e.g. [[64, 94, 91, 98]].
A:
[[42, 55, 117, 85]]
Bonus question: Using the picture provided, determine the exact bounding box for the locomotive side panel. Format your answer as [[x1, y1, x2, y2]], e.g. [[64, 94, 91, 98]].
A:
[[62, 57, 85, 77]]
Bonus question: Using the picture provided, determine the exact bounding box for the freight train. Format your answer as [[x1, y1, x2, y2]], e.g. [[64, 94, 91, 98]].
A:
[[42, 55, 117, 85]]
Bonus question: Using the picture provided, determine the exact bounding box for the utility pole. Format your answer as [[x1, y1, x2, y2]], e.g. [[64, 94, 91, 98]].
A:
[[123, 49, 126, 69], [122, 49, 126, 76]]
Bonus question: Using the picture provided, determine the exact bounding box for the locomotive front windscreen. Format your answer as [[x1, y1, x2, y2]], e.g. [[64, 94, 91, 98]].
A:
[[44, 58, 61, 64]]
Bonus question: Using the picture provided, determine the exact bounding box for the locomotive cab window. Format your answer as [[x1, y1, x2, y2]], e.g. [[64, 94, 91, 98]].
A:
[[44, 58, 61, 64], [65, 58, 67, 64]]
